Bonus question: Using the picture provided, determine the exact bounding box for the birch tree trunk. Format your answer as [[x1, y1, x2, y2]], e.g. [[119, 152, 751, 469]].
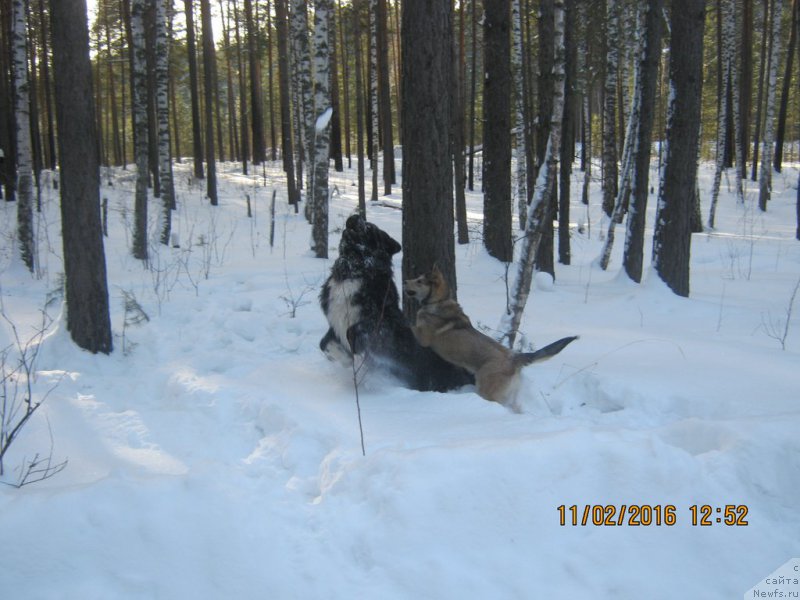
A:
[[155, 0, 174, 245], [758, 0, 784, 211], [12, 0, 34, 272], [773, 0, 798, 172], [311, 0, 332, 259], [131, 0, 149, 260], [502, 0, 565, 350], [653, 0, 705, 298], [291, 0, 314, 213]]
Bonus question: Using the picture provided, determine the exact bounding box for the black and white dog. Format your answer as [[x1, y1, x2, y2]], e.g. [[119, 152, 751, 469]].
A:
[[320, 214, 473, 392]]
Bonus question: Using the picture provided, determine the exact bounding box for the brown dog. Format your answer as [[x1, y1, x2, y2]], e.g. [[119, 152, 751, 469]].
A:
[[404, 266, 577, 409]]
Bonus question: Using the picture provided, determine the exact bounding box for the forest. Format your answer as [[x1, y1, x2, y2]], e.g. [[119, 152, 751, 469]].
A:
[[0, 0, 799, 351]]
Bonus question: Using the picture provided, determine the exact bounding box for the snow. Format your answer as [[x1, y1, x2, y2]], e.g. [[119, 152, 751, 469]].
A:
[[1, 156, 798, 599]]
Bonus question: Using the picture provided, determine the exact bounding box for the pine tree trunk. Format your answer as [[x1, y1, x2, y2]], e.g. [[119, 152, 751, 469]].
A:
[[758, 0, 784, 211], [275, 0, 300, 206], [368, 0, 379, 201], [467, 0, 478, 192], [708, 0, 736, 229], [621, 0, 663, 283], [184, 0, 204, 178], [558, 0, 575, 266], [773, 0, 798, 172], [328, 5, 343, 172], [401, 0, 458, 316], [12, 0, 34, 272], [377, 0, 394, 193], [49, 0, 112, 354], [131, 0, 149, 260], [653, 0, 705, 298], [199, 0, 218, 204], [453, 0, 469, 245], [267, 0, 278, 162], [602, 0, 619, 218], [739, 0, 753, 167], [38, 0, 56, 170], [502, 0, 565, 350], [752, 0, 770, 181], [483, 0, 513, 262], [244, 0, 265, 164], [353, 0, 366, 216], [311, 0, 332, 259], [232, 0, 249, 173]]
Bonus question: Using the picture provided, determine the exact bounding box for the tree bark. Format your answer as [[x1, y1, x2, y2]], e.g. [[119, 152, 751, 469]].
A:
[[50, 0, 112, 353], [401, 0, 457, 317], [483, 0, 512, 262], [773, 0, 798, 172], [758, 0, 784, 211], [622, 0, 663, 284], [199, 0, 218, 205], [653, 0, 706, 298], [311, 0, 332, 259], [602, 0, 619, 218], [184, 0, 204, 178], [131, 0, 149, 260], [275, 0, 300, 206]]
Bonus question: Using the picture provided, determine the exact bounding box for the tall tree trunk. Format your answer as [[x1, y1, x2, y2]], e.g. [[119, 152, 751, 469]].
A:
[[144, 2, 160, 197], [155, 0, 174, 244], [739, 0, 753, 167], [353, 0, 366, 216], [338, 0, 352, 168], [275, 0, 300, 206], [311, 0, 332, 259], [503, 0, 565, 349], [511, 0, 527, 228], [50, 0, 113, 354], [535, 0, 555, 275], [267, 0, 277, 161], [377, 0, 394, 193], [131, 0, 149, 260], [773, 0, 798, 172], [453, 0, 469, 245], [12, 0, 34, 271], [291, 0, 314, 209], [653, 0, 705, 298], [558, 0, 575, 266], [467, 0, 478, 191], [232, 0, 249, 173], [368, 0, 378, 201], [244, 0, 265, 164], [219, 0, 239, 163], [37, 0, 55, 170], [752, 0, 770, 180], [483, 0, 512, 262], [328, 4, 343, 172], [401, 0, 458, 315], [184, 0, 204, 178], [199, 0, 218, 205], [622, 0, 663, 283], [758, 0, 784, 211], [708, 0, 737, 229]]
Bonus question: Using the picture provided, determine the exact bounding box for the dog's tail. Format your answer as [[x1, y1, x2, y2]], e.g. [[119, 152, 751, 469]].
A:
[[513, 335, 578, 370]]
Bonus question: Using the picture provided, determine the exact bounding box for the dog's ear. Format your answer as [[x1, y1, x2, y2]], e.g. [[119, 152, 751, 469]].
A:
[[381, 231, 402, 255], [431, 263, 442, 277]]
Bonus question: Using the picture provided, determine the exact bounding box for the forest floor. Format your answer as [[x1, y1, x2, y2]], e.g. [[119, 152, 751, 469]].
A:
[[0, 156, 798, 599]]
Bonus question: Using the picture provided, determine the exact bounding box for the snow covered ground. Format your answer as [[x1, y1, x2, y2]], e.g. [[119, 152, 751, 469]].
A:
[[0, 157, 798, 599]]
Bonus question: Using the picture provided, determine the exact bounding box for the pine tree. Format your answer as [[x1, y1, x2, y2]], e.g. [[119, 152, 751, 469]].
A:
[[50, 0, 112, 353], [199, 0, 218, 205], [653, 0, 706, 297], [602, 0, 619, 218], [183, 0, 204, 179]]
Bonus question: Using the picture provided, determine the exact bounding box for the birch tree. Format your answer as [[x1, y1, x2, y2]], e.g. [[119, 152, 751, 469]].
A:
[[502, 0, 565, 349], [653, 0, 705, 298], [131, 0, 149, 260], [155, 0, 174, 245], [12, 0, 34, 272], [511, 0, 527, 227], [291, 0, 314, 213], [758, 0, 784, 211], [311, 0, 332, 259]]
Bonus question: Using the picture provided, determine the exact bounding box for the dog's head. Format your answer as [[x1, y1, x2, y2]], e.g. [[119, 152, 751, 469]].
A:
[[340, 214, 401, 259], [403, 265, 450, 304]]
